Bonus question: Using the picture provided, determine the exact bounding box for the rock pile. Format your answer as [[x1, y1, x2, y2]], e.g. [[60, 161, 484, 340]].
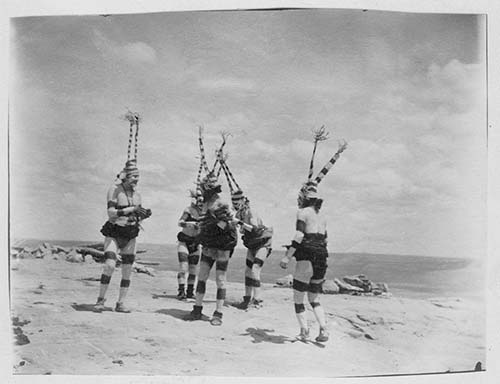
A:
[[10, 242, 155, 276], [11, 243, 96, 263], [275, 273, 389, 296], [12, 316, 30, 346]]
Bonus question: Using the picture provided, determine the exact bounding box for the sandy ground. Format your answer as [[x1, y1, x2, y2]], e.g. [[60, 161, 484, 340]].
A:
[[9, 256, 485, 378]]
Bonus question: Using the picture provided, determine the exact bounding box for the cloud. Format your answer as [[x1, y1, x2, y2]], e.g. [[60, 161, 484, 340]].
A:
[[409, 59, 484, 114], [92, 30, 157, 65], [198, 77, 256, 91], [121, 42, 157, 63], [140, 163, 167, 176]]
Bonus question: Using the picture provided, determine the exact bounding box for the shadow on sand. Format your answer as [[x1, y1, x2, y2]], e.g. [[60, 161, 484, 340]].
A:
[[152, 293, 178, 300], [240, 327, 326, 348], [155, 308, 211, 322], [240, 327, 291, 344], [151, 293, 216, 303], [71, 303, 112, 312]]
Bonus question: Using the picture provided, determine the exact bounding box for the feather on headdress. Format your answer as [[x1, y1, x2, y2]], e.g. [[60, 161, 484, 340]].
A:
[[299, 126, 347, 201]]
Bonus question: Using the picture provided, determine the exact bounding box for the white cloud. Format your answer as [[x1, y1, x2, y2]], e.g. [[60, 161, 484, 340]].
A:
[[93, 30, 157, 65], [198, 77, 255, 91], [121, 42, 157, 64], [140, 163, 167, 176], [412, 60, 484, 114]]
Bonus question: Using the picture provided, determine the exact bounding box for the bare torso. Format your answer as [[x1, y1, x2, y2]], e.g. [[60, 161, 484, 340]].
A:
[[297, 206, 327, 235]]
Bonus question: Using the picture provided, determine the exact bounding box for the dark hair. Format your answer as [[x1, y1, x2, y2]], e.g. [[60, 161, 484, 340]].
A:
[[302, 197, 323, 213]]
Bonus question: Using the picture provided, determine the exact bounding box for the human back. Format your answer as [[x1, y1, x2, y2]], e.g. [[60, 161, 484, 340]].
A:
[[298, 205, 327, 235]]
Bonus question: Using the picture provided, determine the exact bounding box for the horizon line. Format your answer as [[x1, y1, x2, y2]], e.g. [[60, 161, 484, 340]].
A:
[[10, 237, 479, 261]]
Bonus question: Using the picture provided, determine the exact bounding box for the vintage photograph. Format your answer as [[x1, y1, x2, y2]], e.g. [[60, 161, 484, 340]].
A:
[[8, 4, 487, 379]]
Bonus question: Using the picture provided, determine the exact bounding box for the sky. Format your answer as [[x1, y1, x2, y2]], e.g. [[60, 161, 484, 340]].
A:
[[9, 8, 487, 258]]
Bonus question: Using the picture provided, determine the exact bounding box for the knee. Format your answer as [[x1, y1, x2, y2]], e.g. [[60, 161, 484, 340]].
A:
[[103, 259, 116, 275], [307, 291, 320, 304], [245, 276, 260, 288], [294, 303, 306, 313], [178, 252, 188, 264], [216, 288, 226, 300], [215, 274, 226, 288], [198, 263, 210, 280], [251, 265, 261, 278], [177, 271, 186, 279], [309, 279, 324, 294], [293, 279, 309, 292], [216, 260, 229, 272], [121, 254, 135, 265], [253, 258, 264, 268], [196, 280, 206, 294]]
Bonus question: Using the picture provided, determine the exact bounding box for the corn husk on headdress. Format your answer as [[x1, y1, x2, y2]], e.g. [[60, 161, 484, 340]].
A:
[[298, 126, 348, 201], [115, 110, 141, 184], [196, 126, 229, 197], [212, 133, 250, 212]]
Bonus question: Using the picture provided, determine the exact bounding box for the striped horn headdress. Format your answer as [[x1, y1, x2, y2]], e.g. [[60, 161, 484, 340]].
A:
[[197, 126, 229, 196], [116, 110, 141, 183], [298, 126, 348, 202], [216, 135, 250, 211]]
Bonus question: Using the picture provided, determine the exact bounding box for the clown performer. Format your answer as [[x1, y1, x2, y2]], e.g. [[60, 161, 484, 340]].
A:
[[280, 126, 347, 342], [218, 153, 273, 310], [93, 112, 152, 313], [185, 129, 237, 326], [175, 176, 204, 300]]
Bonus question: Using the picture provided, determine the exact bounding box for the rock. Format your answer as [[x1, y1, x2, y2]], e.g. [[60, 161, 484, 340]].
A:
[[334, 278, 364, 293], [322, 280, 340, 294], [275, 274, 293, 287], [133, 263, 155, 276], [41, 250, 53, 259], [12, 317, 30, 327], [364, 332, 376, 340], [13, 327, 30, 345], [372, 282, 389, 294], [343, 275, 372, 292], [22, 247, 35, 254], [66, 250, 83, 263], [77, 247, 105, 261], [78, 242, 104, 251], [53, 245, 70, 253]]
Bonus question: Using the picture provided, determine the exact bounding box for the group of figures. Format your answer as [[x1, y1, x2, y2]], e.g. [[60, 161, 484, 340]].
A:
[[92, 113, 347, 343]]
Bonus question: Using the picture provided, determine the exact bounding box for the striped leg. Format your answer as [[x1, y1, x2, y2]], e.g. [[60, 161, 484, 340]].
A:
[[293, 260, 313, 333]]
